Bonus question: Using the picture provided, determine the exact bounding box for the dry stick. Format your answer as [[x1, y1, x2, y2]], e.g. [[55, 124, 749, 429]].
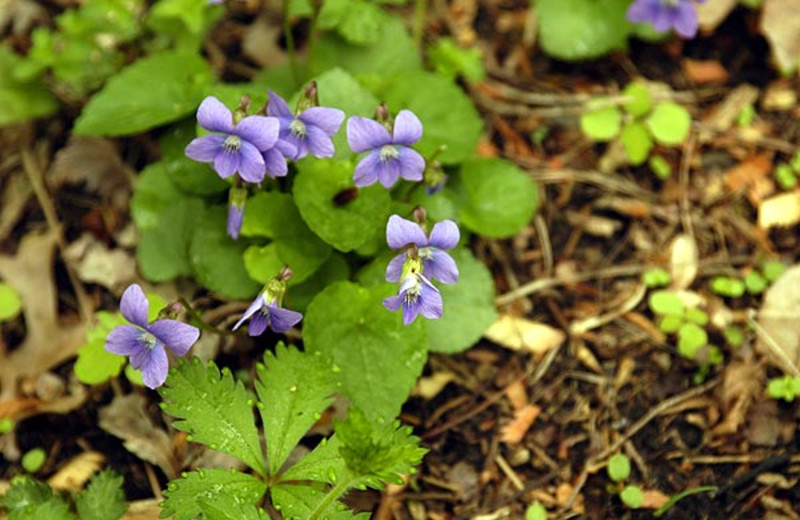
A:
[[679, 131, 697, 238], [556, 378, 720, 516], [21, 148, 93, 322]]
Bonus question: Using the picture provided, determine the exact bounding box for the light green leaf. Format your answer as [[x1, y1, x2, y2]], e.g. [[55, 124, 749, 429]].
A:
[[620, 485, 644, 508], [646, 102, 692, 145], [75, 469, 127, 520], [256, 343, 336, 476], [580, 106, 622, 141], [763, 260, 786, 282], [677, 322, 707, 359], [0, 282, 22, 321], [271, 483, 370, 520], [304, 282, 428, 420], [0, 47, 58, 126], [458, 157, 539, 238], [288, 253, 350, 313], [130, 160, 193, 231], [659, 314, 684, 334], [21, 448, 46, 473], [197, 495, 270, 520], [159, 358, 265, 474], [607, 453, 631, 482], [137, 198, 204, 282], [684, 307, 708, 326], [428, 37, 485, 82], [622, 81, 653, 117], [74, 51, 213, 136], [525, 501, 547, 520], [537, 0, 632, 61], [293, 159, 391, 252], [189, 206, 261, 299], [648, 290, 684, 315], [649, 155, 672, 179], [0, 477, 74, 520], [74, 312, 127, 385], [709, 276, 745, 298], [745, 270, 768, 294], [620, 121, 653, 165], [427, 249, 497, 353], [279, 435, 345, 484], [160, 469, 266, 520]]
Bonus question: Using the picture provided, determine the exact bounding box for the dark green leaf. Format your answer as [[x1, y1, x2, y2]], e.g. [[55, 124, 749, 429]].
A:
[[160, 469, 266, 520], [537, 0, 632, 61], [0, 47, 58, 126], [75, 469, 127, 520], [137, 198, 205, 282]]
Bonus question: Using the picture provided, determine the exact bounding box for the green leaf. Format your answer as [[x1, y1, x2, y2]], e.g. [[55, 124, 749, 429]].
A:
[[147, 0, 216, 35], [130, 161, 190, 231], [458, 157, 539, 238], [620, 121, 653, 165], [74, 51, 213, 136], [646, 102, 692, 146], [767, 375, 800, 402], [74, 312, 126, 385], [648, 290, 684, 315], [525, 502, 547, 520], [197, 495, 269, 520], [279, 435, 345, 484], [709, 276, 745, 298], [659, 314, 683, 334], [684, 307, 708, 326], [75, 469, 127, 520], [677, 322, 707, 359], [21, 448, 46, 473], [427, 249, 497, 353], [428, 37, 485, 82], [137, 198, 204, 282], [304, 282, 428, 420], [762, 260, 786, 282], [309, 16, 420, 78], [0, 477, 74, 520], [622, 81, 653, 117], [270, 483, 369, 520], [745, 270, 768, 294], [0, 282, 22, 321], [335, 407, 427, 490], [774, 163, 797, 190], [159, 358, 265, 474], [189, 206, 261, 299], [293, 159, 391, 252], [580, 106, 622, 141], [158, 119, 229, 196], [375, 70, 482, 164], [642, 268, 671, 288], [0, 47, 58, 126], [620, 485, 644, 508], [256, 343, 336, 476], [607, 453, 630, 482], [321, 0, 391, 45], [724, 326, 744, 348], [649, 155, 672, 179], [160, 469, 266, 520], [537, 0, 632, 61], [288, 253, 351, 313]]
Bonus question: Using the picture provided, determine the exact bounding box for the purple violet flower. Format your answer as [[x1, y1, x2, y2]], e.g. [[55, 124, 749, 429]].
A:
[[626, 0, 706, 39], [347, 110, 426, 188], [385, 215, 460, 285], [185, 96, 280, 183], [105, 284, 199, 389], [267, 90, 345, 161], [232, 292, 303, 336], [383, 272, 443, 326]]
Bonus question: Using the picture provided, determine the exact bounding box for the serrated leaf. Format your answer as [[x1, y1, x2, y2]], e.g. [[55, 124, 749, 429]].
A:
[[304, 282, 428, 420], [0, 477, 74, 520], [293, 159, 391, 252], [580, 106, 622, 141], [137, 198, 204, 282], [335, 408, 427, 490], [280, 435, 346, 484], [256, 343, 336, 476], [427, 249, 497, 353], [646, 102, 692, 145], [160, 469, 266, 520], [458, 157, 539, 238], [75, 469, 127, 520], [271, 483, 369, 520], [196, 494, 270, 520], [620, 121, 653, 165], [189, 206, 261, 299], [537, 0, 632, 61], [74, 51, 213, 136], [159, 358, 265, 474]]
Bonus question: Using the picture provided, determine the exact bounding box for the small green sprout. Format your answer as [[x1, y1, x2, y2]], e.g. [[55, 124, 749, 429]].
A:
[[608, 453, 631, 482], [774, 164, 797, 190], [710, 276, 746, 298], [762, 260, 786, 282], [22, 448, 47, 473], [525, 501, 547, 520], [649, 155, 672, 179], [620, 485, 644, 508], [767, 375, 800, 402], [744, 270, 768, 295], [642, 268, 671, 288], [0, 282, 22, 322], [736, 104, 755, 126], [723, 326, 744, 348], [0, 417, 14, 434]]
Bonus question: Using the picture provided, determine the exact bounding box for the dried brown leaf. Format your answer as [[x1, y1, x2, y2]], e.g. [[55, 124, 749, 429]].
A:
[[412, 372, 455, 399], [761, 0, 800, 75], [640, 489, 671, 509], [696, 0, 736, 31], [63, 233, 138, 291], [47, 451, 105, 491], [713, 358, 764, 435], [485, 314, 565, 358], [500, 404, 540, 444], [758, 191, 800, 229], [49, 137, 131, 203], [504, 380, 528, 411], [669, 234, 699, 290], [682, 59, 729, 84], [757, 264, 800, 372]]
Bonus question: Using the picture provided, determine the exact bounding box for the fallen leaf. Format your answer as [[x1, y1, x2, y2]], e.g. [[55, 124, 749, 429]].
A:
[[640, 489, 671, 509], [63, 233, 138, 291], [0, 171, 33, 243], [669, 234, 699, 290], [98, 394, 178, 479], [746, 400, 780, 447], [757, 264, 800, 372], [0, 0, 47, 34], [682, 59, 729, 84], [758, 190, 800, 230], [485, 315, 566, 358], [696, 0, 736, 31], [566, 211, 622, 237], [242, 12, 287, 68], [724, 154, 773, 205], [121, 499, 161, 520], [713, 358, 764, 435], [761, 0, 800, 75], [504, 380, 528, 411], [762, 81, 798, 111], [49, 137, 132, 204], [699, 84, 759, 143], [412, 372, 456, 399], [500, 404, 540, 444], [0, 231, 87, 400], [47, 451, 105, 491]]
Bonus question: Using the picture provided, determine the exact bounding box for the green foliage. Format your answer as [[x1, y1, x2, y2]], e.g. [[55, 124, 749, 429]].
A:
[[537, 0, 632, 61], [677, 322, 708, 359], [0, 47, 58, 126], [767, 375, 800, 402], [684, 307, 708, 326], [256, 344, 336, 476], [289, 254, 351, 312], [270, 483, 369, 520], [620, 485, 644, 508], [74, 51, 213, 136], [317, 0, 394, 45], [428, 37, 485, 82], [427, 249, 498, 353], [197, 494, 270, 520], [649, 155, 672, 179], [620, 121, 653, 165], [75, 469, 128, 520], [161, 469, 266, 520], [724, 326, 744, 348], [623, 82, 653, 117], [646, 102, 691, 145], [736, 104, 756, 126], [146, 0, 224, 51], [304, 282, 428, 420], [525, 501, 548, 520], [744, 270, 768, 294], [762, 260, 786, 282], [334, 408, 427, 489], [0, 476, 73, 520], [457, 157, 539, 238], [279, 435, 345, 483], [21, 448, 46, 473], [294, 159, 391, 252], [138, 198, 205, 282], [774, 163, 798, 190], [0, 282, 22, 321], [653, 486, 717, 518], [648, 290, 684, 315], [156, 120, 229, 196], [0, 418, 14, 434], [642, 268, 671, 288], [710, 276, 746, 298], [580, 106, 622, 141], [159, 358, 265, 475], [607, 453, 631, 482]]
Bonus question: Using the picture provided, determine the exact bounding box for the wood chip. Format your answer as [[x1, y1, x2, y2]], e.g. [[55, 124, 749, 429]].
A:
[[484, 315, 565, 358], [47, 451, 105, 491], [669, 233, 699, 290], [682, 59, 729, 84], [724, 154, 774, 205], [758, 190, 800, 229]]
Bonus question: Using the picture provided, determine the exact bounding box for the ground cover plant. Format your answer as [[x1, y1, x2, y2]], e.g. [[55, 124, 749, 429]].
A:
[[2, 0, 800, 518]]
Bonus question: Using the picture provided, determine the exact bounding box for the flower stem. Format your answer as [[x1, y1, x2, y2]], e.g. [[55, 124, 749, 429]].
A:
[[412, 0, 427, 48], [306, 475, 355, 520], [282, 0, 300, 86], [177, 298, 232, 336]]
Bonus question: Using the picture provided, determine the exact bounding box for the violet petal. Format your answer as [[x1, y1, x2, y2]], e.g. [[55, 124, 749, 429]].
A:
[[120, 284, 150, 327], [149, 320, 200, 357], [268, 305, 303, 333], [300, 107, 345, 136], [185, 135, 226, 163], [197, 96, 234, 133], [386, 215, 428, 250], [428, 220, 460, 250], [234, 116, 279, 152], [347, 116, 391, 153], [392, 110, 423, 146], [105, 325, 145, 356]]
